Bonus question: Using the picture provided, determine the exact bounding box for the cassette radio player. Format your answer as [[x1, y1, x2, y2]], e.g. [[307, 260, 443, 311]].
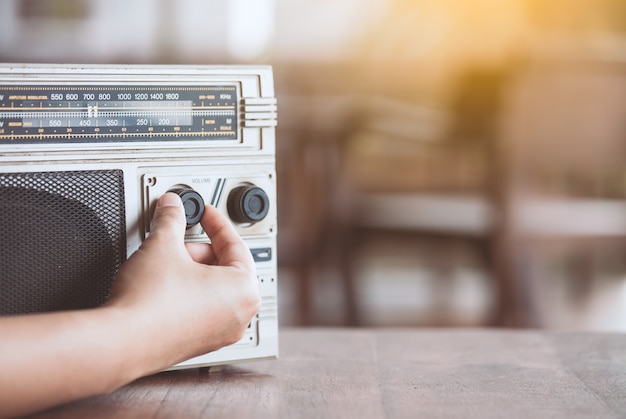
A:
[[0, 63, 278, 369]]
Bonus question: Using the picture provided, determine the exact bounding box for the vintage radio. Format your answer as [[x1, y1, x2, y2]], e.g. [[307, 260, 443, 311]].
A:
[[0, 63, 278, 369]]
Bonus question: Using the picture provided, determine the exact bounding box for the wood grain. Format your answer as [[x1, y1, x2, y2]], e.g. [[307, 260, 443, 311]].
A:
[[25, 328, 626, 418]]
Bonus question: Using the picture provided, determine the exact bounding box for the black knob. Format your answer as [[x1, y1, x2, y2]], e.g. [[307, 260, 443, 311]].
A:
[[228, 185, 270, 224], [169, 188, 205, 229]]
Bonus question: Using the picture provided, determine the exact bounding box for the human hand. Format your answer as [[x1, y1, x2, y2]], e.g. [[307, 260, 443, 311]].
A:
[[106, 192, 261, 371]]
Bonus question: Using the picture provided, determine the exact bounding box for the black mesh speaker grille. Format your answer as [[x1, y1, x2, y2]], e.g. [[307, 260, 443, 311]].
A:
[[0, 170, 126, 315]]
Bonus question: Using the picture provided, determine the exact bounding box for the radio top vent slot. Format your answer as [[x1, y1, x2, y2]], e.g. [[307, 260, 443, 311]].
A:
[[242, 97, 277, 128]]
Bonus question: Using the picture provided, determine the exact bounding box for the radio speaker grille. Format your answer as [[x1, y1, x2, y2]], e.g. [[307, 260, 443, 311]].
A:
[[0, 170, 126, 315]]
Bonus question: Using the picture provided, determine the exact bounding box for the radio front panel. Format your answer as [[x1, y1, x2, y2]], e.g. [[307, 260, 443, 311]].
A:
[[0, 64, 278, 370]]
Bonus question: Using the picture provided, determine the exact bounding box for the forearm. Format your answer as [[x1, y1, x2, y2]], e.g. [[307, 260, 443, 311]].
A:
[[0, 307, 159, 417]]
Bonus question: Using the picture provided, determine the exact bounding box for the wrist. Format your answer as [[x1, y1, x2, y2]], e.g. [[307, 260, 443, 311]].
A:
[[97, 305, 176, 386]]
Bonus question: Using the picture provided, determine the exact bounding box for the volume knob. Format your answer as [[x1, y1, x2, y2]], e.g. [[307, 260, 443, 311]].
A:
[[227, 185, 270, 224], [169, 188, 205, 229]]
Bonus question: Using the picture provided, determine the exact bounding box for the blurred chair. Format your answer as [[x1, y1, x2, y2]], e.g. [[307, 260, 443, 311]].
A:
[[493, 46, 626, 327], [275, 91, 486, 326]]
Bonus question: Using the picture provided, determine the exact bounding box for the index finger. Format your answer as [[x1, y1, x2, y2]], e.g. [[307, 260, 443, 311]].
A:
[[200, 204, 255, 270]]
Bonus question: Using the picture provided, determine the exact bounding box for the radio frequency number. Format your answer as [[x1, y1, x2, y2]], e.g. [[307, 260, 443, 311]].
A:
[[50, 92, 181, 101]]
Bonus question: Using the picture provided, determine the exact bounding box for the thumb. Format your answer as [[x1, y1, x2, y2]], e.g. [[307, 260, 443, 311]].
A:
[[149, 192, 187, 243]]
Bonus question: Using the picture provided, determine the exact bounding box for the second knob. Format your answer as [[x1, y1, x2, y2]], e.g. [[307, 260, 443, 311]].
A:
[[227, 185, 270, 224]]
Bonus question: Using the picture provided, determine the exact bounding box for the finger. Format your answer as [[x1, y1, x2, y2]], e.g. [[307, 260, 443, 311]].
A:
[[185, 242, 217, 265], [148, 192, 187, 245], [199, 204, 255, 269]]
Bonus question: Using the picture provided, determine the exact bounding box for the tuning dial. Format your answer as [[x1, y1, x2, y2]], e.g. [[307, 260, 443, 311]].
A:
[[168, 188, 205, 229], [227, 185, 270, 224]]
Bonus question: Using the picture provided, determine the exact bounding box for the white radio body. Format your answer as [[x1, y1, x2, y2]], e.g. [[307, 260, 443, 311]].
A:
[[0, 63, 278, 369]]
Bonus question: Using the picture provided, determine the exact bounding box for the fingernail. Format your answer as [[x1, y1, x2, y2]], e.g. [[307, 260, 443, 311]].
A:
[[158, 192, 181, 208]]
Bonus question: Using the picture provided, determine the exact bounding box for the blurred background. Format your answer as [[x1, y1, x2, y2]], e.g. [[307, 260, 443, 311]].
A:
[[2, 0, 625, 329]]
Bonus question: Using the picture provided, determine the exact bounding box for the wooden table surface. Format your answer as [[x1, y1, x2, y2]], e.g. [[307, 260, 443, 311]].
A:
[[28, 328, 626, 418]]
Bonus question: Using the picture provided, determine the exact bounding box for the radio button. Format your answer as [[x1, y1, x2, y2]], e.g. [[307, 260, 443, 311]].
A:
[[250, 247, 272, 262], [228, 186, 270, 224], [169, 188, 205, 229]]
